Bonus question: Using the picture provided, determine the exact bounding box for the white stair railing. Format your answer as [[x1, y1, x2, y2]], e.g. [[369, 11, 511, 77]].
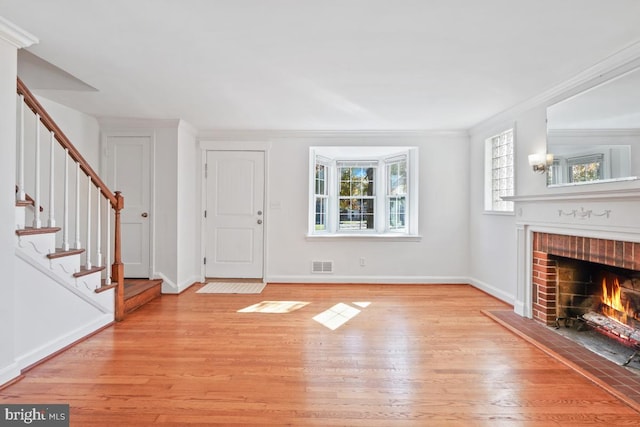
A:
[[16, 77, 126, 320]]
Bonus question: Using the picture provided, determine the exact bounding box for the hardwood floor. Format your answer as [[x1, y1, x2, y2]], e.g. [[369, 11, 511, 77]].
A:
[[2, 284, 639, 426]]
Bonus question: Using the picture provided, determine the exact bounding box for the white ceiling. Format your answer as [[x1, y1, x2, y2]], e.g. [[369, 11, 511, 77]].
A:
[[2, 0, 640, 131]]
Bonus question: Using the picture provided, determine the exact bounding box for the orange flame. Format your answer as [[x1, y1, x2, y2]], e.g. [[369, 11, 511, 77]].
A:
[[601, 277, 631, 325]]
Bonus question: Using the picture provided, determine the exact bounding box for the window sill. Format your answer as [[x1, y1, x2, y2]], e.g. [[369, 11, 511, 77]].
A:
[[306, 233, 422, 242], [483, 210, 515, 216]]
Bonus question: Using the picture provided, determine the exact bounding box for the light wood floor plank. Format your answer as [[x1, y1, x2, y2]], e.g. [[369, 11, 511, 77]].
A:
[[2, 283, 639, 425]]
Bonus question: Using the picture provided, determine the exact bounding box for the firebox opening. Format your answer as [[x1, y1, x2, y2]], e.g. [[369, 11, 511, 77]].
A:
[[553, 255, 640, 367]]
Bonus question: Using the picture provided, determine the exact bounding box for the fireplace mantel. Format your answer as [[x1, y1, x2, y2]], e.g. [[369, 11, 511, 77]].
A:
[[507, 188, 640, 319], [504, 187, 640, 203]]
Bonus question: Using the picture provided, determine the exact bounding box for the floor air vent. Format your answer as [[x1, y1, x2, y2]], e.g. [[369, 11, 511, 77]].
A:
[[311, 260, 333, 274]]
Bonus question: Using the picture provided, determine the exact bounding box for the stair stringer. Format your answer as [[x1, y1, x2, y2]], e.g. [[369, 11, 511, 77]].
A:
[[14, 247, 112, 313], [14, 254, 114, 371]]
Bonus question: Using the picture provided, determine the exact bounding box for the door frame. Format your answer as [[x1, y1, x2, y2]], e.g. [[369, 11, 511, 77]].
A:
[[199, 140, 270, 282], [101, 129, 155, 278]]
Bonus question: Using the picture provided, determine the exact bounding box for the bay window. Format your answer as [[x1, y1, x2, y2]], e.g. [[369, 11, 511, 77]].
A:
[[308, 147, 418, 237]]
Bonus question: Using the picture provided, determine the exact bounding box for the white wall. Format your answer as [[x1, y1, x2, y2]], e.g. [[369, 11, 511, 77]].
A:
[[176, 121, 199, 289], [152, 126, 179, 290], [204, 131, 471, 283], [0, 36, 19, 386], [36, 96, 100, 170], [468, 55, 640, 305]]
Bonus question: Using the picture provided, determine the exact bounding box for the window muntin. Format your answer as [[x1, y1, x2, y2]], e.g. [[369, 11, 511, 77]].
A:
[[485, 129, 514, 212]]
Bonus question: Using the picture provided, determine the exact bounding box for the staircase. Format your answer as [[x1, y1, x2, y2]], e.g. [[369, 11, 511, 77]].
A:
[[13, 78, 160, 369]]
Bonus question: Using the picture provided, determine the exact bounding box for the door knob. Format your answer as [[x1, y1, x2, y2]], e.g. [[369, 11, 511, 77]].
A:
[[141, 212, 148, 218], [257, 219, 263, 224]]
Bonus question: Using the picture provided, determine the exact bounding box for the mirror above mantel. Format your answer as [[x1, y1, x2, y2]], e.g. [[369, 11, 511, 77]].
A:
[[546, 65, 640, 187]]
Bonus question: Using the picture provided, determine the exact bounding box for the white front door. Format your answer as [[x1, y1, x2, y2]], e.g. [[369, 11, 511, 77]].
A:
[[205, 150, 264, 278], [105, 135, 151, 278]]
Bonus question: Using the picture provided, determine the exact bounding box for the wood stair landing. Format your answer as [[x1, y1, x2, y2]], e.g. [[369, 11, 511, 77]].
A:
[[124, 279, 163, 314]]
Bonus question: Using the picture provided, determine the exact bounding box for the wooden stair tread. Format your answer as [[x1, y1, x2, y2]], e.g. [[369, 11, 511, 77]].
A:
[[16, 226, 61, 236], [95, 282, 118, 294], [124, 279, 163, 299], [124, 279, 163, 314], [73, 265, 106, 278], [47, 248, 85, 259]]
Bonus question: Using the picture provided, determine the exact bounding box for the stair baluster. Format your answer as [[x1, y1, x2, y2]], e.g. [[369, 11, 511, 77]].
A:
[[17, 94, 25, 203], [33, 113, 41, 229], [48, 130, 56, 227], [96, 192, 102, 268], [105, 200, 111, 285], [86, 177, 92, 270], [74, 162, 81, 250], [62, 149, 69, 251]]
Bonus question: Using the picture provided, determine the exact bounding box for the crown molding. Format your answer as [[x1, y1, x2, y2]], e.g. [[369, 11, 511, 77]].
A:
[[0, 16, 38, 48], [98, 117, 181, 130], [197, 128, 468, 141], [548, 128, 640, 138], [470, 40, 640, 137]]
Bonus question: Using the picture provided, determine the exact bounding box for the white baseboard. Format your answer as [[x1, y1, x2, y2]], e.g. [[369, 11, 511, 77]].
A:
[[0, 362, 21, 388], [466, 277, 515, 305], [14, 313, 113, 372], [156, 273, 199, 294], [265, 275, 470, 284], [265, 275, 516, 307]]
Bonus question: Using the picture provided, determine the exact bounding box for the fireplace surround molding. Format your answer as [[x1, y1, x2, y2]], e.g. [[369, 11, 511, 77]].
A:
[[506, 188, 640, 320]]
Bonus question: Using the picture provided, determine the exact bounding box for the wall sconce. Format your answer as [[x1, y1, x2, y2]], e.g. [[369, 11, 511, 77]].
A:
[[528, 153, 554, 173]]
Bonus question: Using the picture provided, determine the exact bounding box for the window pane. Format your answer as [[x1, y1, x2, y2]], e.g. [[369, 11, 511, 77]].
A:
[[388, 196, 406, 230], [315, 197, 327, 231], [486, 129, 514, 212], [315, 164, 326, 195], [339, 197, 375, 230]]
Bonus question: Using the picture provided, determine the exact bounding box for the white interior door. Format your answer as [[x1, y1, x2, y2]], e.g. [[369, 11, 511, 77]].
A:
[[105, 135, 151, 278], [205, 150, 264, 278]]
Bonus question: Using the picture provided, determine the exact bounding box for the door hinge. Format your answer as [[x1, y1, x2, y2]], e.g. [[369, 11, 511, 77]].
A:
[[204, 210, 207, 218], [204, 163, 208, 178], [203, 257, 206, 265]]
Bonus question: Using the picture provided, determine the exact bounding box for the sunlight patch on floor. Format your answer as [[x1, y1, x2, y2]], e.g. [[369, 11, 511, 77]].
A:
[[238, 301, 310, 313], [313, 303, 362, 330], [352, 302, 371, 308]]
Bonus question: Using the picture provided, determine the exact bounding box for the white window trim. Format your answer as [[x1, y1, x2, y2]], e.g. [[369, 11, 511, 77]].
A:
[[308, 146, 420, 238], [484, 128, 515, 215]]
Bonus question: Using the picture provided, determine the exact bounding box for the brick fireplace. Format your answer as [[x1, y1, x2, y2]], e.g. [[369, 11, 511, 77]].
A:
[[531, 232, 640, 325]]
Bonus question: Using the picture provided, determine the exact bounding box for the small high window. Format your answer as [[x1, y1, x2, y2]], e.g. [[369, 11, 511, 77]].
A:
[[484, 129, 514, 212]]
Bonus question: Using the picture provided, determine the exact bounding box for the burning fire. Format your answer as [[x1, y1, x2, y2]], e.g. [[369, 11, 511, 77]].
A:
[[601, 277, 632, 325]]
